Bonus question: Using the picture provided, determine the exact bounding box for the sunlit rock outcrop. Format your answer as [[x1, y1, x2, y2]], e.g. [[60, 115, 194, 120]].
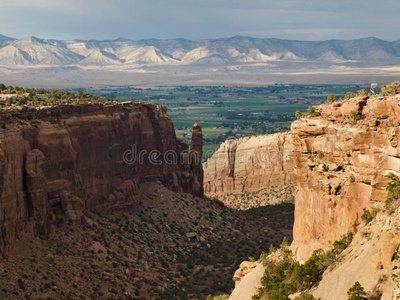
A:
[[205, 94, 400, 261]]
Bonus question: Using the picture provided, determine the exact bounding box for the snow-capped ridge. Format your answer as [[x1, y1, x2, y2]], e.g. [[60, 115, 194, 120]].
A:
[[0, 34, 398, 66]]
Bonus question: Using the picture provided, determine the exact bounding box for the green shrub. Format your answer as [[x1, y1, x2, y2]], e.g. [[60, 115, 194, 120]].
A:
[[295, 111, 304, 120], [361, 208, 380, 224], [326, 94, 337, 103], [318, 232, 353, 271], [253, 233, 353, 300], [294, 292, 316, 300], [259, 251, 268, 262], [0, 84, 126, 110], [386, 173, 400, 200], [307, 106, 320, 117], [332, 232, 353, 252], [344, 92, 356, 100], [322, 164, 329, 172], [252, 256, 298, 300], [269, 244, 277, 254], [349, 110, 361, 125], [281, 236, 290, 249], [358, 89, 368, 96], [347, 281, 367, 300], [253, 249, 323, 299], [206, 295, 227, 300], [386, 173, 400, 207], [381, 81, 400, 96]]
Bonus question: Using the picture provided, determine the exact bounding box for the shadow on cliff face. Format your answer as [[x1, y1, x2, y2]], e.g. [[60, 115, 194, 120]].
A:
[[0, 183, 289, 300]]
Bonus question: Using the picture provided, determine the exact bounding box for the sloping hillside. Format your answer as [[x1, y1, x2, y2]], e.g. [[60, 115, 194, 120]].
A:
[[0, 182, 292, 299]]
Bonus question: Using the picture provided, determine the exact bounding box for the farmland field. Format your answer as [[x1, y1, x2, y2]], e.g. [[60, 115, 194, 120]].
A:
[[72, 84, 368, 159]]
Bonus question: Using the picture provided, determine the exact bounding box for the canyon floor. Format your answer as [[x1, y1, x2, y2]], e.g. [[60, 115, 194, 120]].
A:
[[0, 183, 293, 300]]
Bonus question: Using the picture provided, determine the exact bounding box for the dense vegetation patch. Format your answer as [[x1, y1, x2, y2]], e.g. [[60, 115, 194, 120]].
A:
[[294, 292, 316, 300], [385, 173, 400, 214], [0, 83, 124, 110], [252, 233, 353, 300], [380, 81, 400, 96], [326, 93, 337, 103], [347, 281, 367, 300], [344, 92, 356, 99], [361, 208, 380, 224], [307, 106, 320, 117], [386, 173, 400, 205]]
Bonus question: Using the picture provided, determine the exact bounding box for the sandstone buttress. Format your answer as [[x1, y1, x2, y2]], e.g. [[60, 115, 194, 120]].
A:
[[205, 94, 400, 261]]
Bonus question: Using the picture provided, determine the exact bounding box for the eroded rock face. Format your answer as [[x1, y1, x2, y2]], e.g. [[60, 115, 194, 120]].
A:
[[233, 261, 260, 286], [290, 95, 400, 261], [191, 123, 203, 197], [25, 149, 50, 238], [312, 208, 400, 300], [0, 102, 203, 254], [204, 132, 293, 205], [60, 191, 85, 223], [204, 95, 400, 261]]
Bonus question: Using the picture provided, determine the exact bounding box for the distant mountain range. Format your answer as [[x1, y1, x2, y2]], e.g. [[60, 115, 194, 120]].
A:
[[0, 34, 399, 66]]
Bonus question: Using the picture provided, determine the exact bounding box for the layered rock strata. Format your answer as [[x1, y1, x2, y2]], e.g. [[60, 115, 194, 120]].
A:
[[291, 95, 400, 261], [204, 133, 293, 204], [204, 95, 400, 261], [0, 102, 202, 254]]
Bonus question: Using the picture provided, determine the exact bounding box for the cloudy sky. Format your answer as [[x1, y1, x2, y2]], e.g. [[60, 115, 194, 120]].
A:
[[1, 0, 400, 41]]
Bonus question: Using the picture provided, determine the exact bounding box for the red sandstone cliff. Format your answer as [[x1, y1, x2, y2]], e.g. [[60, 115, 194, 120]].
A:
[[203, 133, 293, 208], [0, 102, 202, 255], [290, 95, 400, 261], [204, 94, 400, 261]]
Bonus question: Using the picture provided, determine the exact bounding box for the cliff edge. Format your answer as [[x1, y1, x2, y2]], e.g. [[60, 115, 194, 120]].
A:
[[291, 94, 400, 261], [205, 94, 400, 261], [0, 102, 203, 255]]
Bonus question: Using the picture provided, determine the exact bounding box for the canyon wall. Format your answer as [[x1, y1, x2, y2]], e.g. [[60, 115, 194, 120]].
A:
[[0, 102, 202, 254], [204, 95, 400, 261], [290, 95, 400, 261], [203, 133, 294, 208]]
